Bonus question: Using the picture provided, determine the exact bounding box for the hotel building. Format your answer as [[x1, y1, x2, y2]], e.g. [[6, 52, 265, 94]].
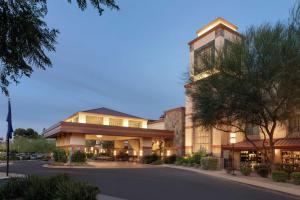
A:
[[185, 18, 300, 169]]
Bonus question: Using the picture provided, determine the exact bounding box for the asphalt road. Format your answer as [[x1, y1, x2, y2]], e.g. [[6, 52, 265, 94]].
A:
[[0, 161, 299, 200]]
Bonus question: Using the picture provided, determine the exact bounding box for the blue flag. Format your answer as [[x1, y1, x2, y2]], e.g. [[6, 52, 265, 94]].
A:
[[6, 99, 13, 139]]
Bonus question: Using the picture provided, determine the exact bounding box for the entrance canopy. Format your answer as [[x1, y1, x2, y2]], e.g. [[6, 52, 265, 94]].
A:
[[44, 121, 174, 139]]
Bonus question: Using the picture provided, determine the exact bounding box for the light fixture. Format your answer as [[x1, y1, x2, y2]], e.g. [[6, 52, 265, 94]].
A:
[[167, 150, 171, 156], [113, 150, 117, 156], [229, 133, 236, 144], [139, 150, 143, 156], [96, 135, 103, 138]]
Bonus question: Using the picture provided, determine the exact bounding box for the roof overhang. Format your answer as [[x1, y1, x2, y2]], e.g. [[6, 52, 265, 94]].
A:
[[221, 138, 300, 151], [43, 122, 174, 139]]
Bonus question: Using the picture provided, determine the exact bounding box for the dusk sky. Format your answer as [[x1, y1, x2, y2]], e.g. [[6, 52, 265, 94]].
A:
[[0, 0, 295, 137]]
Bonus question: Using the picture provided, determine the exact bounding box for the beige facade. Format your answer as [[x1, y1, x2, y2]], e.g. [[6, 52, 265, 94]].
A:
[[184, 18, 300, 169], [44, 107, 176, 160]]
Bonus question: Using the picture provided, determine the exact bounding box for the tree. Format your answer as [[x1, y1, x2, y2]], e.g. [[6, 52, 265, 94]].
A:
[[11, 136, 55, 153], [0, 0, 118, 95], [14, 128, 40, 138], [188, 2, 300, 166]]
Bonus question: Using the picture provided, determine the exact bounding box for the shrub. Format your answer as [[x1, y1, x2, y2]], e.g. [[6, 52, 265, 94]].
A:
[[53, 148, 67, 163], [175, 157, 185, 165], [141, 154, 160, 164], [0, 177, 26, 199], [71, 151, 86, 163], [272, 171, 289, 182], [274, 163, 295, 177], [56, 181, 99, 200], [201, 157, 218, 170], [191, 151, 206, 165], [255, 164, 270, 178], [164, 154, 177, 164], [116, 151, 129, 161], [291, 172, 300, 185], [86, 153, 94, 159], [0, 174, 100, 200], [240, 163, 252, 176], [151, 159, 163, 165]]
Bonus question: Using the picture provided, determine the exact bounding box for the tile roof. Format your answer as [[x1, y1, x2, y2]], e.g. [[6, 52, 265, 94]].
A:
[[81, 107, 144, 120], [222, 138, 300, 150]]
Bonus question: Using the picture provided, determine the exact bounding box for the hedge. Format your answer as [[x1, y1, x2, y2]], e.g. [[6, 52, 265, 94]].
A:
[[71, 151, 86, 163], [291, 172, 300, 185], [271, 171, 289, 182], [201, 157, 218, 170], [53, 148, 67, 163], [240, 163, 252, 176], [0, 174, 99, 200]]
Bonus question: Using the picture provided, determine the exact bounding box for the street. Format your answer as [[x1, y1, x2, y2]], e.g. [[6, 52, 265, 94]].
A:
[[0, 161, 298, 200]]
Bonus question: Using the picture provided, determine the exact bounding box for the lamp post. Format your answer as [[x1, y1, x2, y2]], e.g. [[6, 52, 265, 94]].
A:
[[230, 133, 236, 175]]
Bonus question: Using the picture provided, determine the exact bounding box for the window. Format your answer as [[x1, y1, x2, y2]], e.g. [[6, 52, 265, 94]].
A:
[[289, 115, 300, 132], [194, 41, 215, 75], [194, 127, 211, 152], [129, 120, 142, 128], [245, 124, 260, 135], [109, 118, 123, 126], [86, 116, 103, 125]]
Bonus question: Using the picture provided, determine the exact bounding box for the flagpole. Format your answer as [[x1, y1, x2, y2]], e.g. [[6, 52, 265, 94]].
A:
[[6, 98, 13, 177], [6, 135, 9, 176]]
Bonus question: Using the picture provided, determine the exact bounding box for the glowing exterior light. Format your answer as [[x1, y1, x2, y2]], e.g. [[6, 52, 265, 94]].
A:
[[196, 17, 238, 37], [113, 150, 117, 156], [133, 150, 137, 156], [167, 150, 171, 157], [96, 135, 103, 138], [230, 133, 236, 144], [91, 147, 94, 151], [139, 150, 143, 156]]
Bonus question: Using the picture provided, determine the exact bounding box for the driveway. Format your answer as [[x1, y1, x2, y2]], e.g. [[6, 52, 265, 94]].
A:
[[0, 161, 298, 200]]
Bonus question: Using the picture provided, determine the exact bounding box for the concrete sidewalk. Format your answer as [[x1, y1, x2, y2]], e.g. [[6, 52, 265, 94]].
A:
[[165, 165, 300, 198], [0, 172, 25, 180]]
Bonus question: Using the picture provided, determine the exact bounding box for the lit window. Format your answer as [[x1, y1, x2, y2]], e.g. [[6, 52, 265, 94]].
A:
[[109, 118, 123, 126], [86, 116, 103, 125], [194, 127, 211, 152], [129, 120, 142, 128], [230, 133, 236, 144]]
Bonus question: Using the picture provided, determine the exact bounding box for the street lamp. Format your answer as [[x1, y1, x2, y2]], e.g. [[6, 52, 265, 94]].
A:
[[230, 133, 236, 175]]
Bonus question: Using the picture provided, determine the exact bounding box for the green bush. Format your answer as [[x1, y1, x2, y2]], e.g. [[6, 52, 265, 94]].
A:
[[274, 163, 295, 177], [151, 159, 163, 165], [0, 177, 26, 199], [191, 151, 206, 165], [116, 151, 129, 161], [240, 163, 252, 176], [164, 154, 177, 164], [201, 157, 218, 170], [255, 164, 270, 178], [141, 154, 160, 164], [71, 151, 86, 163], [56, 180, 99, 200], [86, 153, 94, 159], [272, 171, 289, 182], [291, 172, 300, 185], [0, 174, 99, 200], [53, 148, 67, 163], [175, 157, 185, 165]]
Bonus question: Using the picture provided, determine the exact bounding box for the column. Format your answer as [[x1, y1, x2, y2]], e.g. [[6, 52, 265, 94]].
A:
[[140, 138, 152, 156]]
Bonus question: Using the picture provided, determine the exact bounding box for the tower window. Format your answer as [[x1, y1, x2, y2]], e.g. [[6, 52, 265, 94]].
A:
[[194, 41, 215, 75]]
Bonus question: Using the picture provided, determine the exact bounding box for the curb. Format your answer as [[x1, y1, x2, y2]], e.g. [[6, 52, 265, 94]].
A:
[[164, 165, 300, 198]]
